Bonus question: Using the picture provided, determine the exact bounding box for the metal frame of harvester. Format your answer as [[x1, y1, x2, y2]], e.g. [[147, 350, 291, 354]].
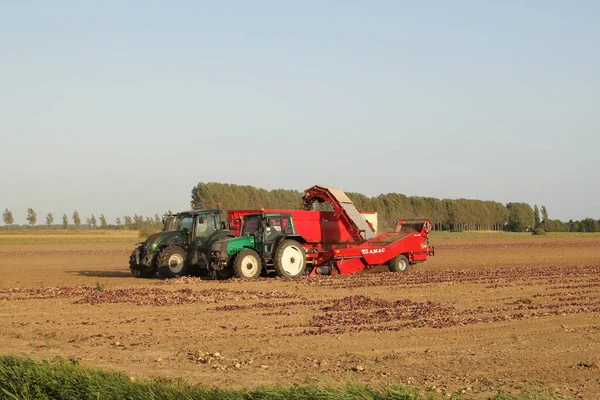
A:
[[302, 185, 434, 275], [226, 185, 434, 276]]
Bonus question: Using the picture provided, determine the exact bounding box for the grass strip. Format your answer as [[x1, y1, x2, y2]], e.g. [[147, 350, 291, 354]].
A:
[[0, 356, 570, 400]]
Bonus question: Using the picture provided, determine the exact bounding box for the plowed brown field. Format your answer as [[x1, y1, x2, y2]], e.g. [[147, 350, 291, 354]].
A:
[[1, 234, 599, 399]]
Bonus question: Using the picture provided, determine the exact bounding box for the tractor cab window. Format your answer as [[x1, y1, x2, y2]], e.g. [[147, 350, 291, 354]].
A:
[[264, 215, 293, 240], [242, 215, 261, 235], [266, 215, 293, 234], [175, 215, 194, 231], [195, 215, 217, 242]]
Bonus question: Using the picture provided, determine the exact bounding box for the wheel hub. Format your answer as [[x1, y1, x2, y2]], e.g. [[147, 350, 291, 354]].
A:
[[242, 256, 258, 276], [281, 246, 303, 275]]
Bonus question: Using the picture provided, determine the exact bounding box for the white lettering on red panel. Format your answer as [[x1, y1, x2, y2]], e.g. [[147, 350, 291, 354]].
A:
[[361, 248, 385, 255]]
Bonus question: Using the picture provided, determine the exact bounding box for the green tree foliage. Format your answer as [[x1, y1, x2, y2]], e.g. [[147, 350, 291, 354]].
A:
[[569, 219, 598, 233], [62, 214, 68, 229], [540, 205, 550, 231], [133, 214, 144, 230], [124, 216, 133, 229], [534, 205, 541, 228], [533, 206, 572, 232], [541, 205, 549, 222], [191, 182, 302, 211], [116, 217, 122, 228], [73, 211, 81, 228], [137, 215, 163, 238], [46, 213, 54, 228], [26, 208, 37, 227], [99, 214, 108, 229], [551, 219, 569, 232], [505, 203, 534, 232], [191, 182, 512, 231], [2, 209, 14, 225], [87, 215, 97, 228], [570, 220, 581, 232], [580, 218, 600, 232]]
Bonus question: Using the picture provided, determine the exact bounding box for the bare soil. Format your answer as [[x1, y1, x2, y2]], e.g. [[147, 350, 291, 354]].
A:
[[0, 235, 599, 398]]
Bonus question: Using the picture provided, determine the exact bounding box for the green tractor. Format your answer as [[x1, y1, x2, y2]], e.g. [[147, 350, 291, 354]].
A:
[[209, 212, 309, 279], [129, 208, 233, 279]]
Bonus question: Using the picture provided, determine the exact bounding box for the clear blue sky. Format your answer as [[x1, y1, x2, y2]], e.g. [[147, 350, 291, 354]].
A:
[[1, 1, 598, 224]]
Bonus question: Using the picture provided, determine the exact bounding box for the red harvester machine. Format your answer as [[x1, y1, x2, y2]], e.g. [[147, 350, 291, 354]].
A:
[[227, 185, 434, 275]]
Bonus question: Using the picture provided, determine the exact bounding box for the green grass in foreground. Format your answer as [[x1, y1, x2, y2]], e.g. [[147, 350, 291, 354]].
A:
[[0, 356, 569, 400]]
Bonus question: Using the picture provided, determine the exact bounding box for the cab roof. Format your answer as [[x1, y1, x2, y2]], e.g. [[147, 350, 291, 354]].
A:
[[174, 209, 222, 216]]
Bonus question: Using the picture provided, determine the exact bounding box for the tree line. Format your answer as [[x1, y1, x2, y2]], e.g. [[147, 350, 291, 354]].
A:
[[1, 208, 164, 234], [190, 182, 600, 233], [3, 182, 598, 234]]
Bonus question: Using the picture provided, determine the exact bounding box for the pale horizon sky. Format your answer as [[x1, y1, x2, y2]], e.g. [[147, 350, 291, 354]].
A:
[[1, 1, 599, 225]]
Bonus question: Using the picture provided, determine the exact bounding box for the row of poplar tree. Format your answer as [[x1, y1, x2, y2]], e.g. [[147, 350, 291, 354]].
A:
[[2, 183, 598, 233], [190, 182, 600, 233], [1, 208, 163, 232]]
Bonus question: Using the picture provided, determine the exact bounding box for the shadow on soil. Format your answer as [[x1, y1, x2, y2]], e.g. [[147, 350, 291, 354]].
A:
[[70, 270, 135, 278], [68, 270, 216, 280]]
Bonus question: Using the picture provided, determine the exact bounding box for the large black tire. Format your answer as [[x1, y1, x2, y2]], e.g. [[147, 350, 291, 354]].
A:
[[157, 247, 188, 279], [388, 254, 409, 273], [233, 249, 262, 279], [274, 240, 307, 278], [129, 248, 157, 278]]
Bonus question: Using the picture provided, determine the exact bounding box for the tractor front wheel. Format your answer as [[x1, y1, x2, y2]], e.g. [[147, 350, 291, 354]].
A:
[[157, 247, 188, 279], [129, 248, 157, 278], [233, 249, 262, 279], [274, 240, 307, 278], [388, 254, 409, 273]]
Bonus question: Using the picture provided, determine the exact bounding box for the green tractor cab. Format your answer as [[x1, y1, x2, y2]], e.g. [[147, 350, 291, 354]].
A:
[[129, 209, 233, 279], [209, 212, 308, 279]]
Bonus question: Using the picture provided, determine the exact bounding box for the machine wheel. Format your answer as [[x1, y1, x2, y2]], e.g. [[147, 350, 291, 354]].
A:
[[129, 248, 157, 278], [274, 240, 307, 278], [388, 254, 409, 273], [233, 249, 262, 279], [157, 247, 188, 278]]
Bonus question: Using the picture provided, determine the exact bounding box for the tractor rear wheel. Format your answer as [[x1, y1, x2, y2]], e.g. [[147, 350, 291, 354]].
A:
[[388, 254, 409, 273], [233, 249, 262, 279], [157, 247, 188, 279], [274, 240, 307, 278]]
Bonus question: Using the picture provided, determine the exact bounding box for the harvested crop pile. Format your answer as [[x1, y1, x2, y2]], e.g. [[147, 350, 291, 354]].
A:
[[0, 287, 297, 306], [75, 288, 298, 306]]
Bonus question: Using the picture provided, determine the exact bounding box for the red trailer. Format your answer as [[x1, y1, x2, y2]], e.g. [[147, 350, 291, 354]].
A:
[[225, 185, 434, 275], [228, 209, 369, 245]]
